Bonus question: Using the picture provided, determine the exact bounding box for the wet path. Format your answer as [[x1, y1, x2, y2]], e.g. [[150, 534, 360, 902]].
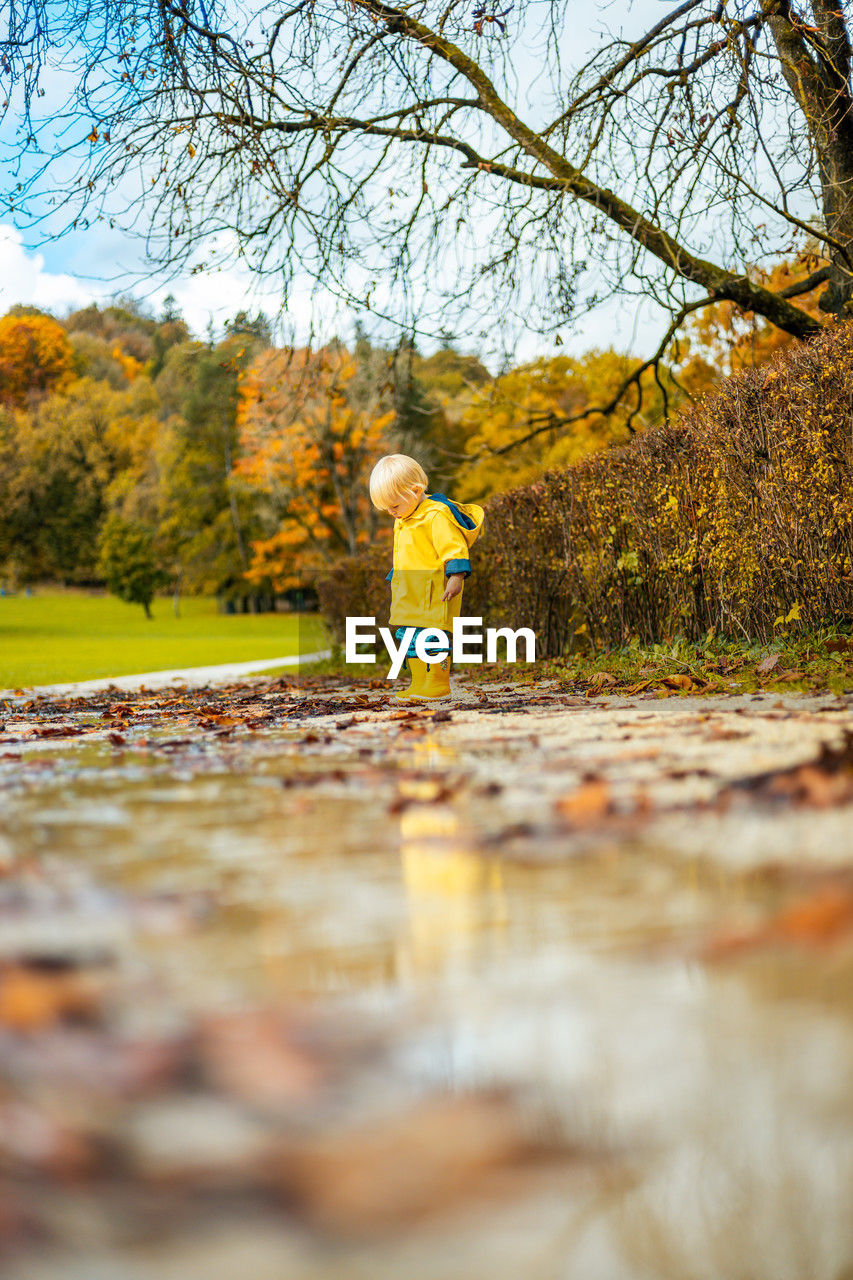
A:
[[1, 676, 852, 1278]]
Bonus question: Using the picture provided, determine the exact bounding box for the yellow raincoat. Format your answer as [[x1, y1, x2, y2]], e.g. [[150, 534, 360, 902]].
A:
[[385, 493, 485, 630]]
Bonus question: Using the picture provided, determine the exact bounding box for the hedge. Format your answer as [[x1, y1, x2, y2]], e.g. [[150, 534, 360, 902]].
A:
[[318, 323, 853, 655]]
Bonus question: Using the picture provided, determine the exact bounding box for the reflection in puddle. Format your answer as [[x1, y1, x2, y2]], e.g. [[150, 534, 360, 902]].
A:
[[397, 789, 508, 979], [1, 732, 852, 1279]]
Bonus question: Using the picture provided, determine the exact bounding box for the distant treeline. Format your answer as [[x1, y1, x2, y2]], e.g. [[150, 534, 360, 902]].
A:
[[0, 293, 660, 611], [0, 300, 493, 608], [1, 257, 842, 634]]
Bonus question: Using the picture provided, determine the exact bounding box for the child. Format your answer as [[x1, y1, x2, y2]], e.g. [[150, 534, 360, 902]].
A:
[[369, 454, 484, 701]]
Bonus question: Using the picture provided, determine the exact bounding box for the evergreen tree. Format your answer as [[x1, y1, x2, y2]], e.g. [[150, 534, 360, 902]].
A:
[[96, 514, 166, 618]]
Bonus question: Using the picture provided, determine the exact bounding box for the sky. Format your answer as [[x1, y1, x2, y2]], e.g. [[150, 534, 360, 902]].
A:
[[0, 221, 332, 346], [0, 218, 669, 362]]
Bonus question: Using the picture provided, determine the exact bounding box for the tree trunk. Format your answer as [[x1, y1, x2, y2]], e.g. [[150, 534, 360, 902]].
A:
[[814, 123, 853, 315], [766, 0, 853, 314]]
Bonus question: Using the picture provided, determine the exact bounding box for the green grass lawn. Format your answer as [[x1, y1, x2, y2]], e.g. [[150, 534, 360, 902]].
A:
[[0, 590, 329, 688]]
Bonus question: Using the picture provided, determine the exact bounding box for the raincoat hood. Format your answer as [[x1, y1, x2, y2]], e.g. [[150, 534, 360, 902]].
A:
[[400, 492, 485, 546]]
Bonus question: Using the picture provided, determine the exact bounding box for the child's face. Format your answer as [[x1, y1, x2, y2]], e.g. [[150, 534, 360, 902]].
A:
[[385, 484, 424, 519]]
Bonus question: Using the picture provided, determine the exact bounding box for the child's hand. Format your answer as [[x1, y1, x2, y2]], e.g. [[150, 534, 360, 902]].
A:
[[441, 573, 465, 602]]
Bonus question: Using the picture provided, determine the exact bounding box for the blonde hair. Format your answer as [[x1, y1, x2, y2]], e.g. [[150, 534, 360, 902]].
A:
[[369, 454, 428, 510]]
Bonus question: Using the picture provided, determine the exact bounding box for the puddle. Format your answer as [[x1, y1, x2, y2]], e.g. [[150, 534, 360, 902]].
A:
[[1, 727, 851, 1279]]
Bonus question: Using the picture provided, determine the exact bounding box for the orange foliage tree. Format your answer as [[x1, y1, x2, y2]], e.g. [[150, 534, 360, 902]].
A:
[[0, 313, 75, 408], [236, 346, 394, 590]]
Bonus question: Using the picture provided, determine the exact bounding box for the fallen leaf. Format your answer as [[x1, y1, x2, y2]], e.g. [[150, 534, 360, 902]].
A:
[[554, 776, 613, 824], [588, 671, 617, 689], [724, 728, 853, 808], [277, 1093, 547, 1234], [705, 724, 748, 741], [0, 966, 102, 1032], [704, 883, 853, 958], [661, 673, 701, 691]]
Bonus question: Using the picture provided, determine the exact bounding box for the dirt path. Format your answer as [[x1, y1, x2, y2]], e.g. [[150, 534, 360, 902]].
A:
[[3, 668, 853, 870], [1, 672, 852, 1280], [344, 677, 853, 870]]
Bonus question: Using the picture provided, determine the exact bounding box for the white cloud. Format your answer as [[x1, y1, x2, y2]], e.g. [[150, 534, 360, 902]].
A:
[[0, 224, 106, 315], [0, 222, 338, 343]]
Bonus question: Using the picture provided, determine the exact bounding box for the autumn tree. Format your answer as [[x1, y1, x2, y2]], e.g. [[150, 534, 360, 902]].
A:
[[345, 326, 469, 488], [0, 407, 23, 582], [154, 335, 268, 603], [410, 344, 495, 484], [237, 346, 394, 589], [0, 312, 75, 408], [96, 513, 166, 617], [65, 299, 190, 378], [0, 373, 161, 582], [5, 0, 850, 450], [454, 350, 668, 498]]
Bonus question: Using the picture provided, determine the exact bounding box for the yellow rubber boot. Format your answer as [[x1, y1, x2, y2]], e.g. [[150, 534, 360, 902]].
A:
[[414, 653, 452, 701], [395, 656, 427, 701]]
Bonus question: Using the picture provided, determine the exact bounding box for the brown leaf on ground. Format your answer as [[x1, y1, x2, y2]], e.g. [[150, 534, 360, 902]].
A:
[[723, 729, 853, 808], [277, 1092, 554, 1234], [586, 672, 617, 694], [661, 673, 704, 691], [705, 724, 749, 741], [623, 680, 655, 695], [756, 653, 780, 676], [197, 1011, 326, 1106], [554, 776, 614, 824], [0, 966, 103, 1032], [703, 883, 853, 959]]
